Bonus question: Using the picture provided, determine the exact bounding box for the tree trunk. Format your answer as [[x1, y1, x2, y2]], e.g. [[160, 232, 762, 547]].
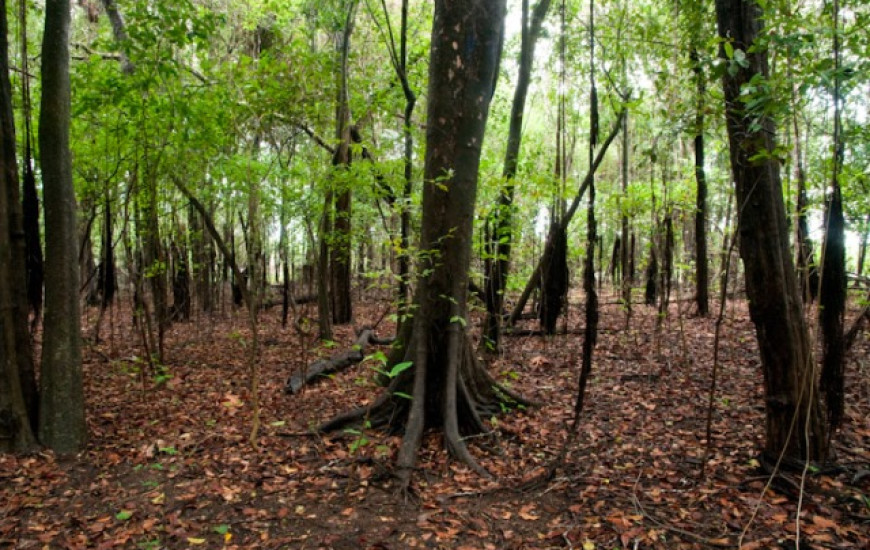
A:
[[169, 238, 190, 322], [539, 222, 568, 334], [506, 111, 625, 327], [0, 0, 38, 452], [19, 3, 42, 325], [321, 0, 516, 485], [715, 0, 827, 463], [38, 0, 87, 454], [189, 201, 213, 313], [142, 170, 167, 361], [99, 0, 134, 74], [620, 112, 631, 320], [858, 213, 868, 277], [791, 80, 818, 302], [481, 0, 551, 351], [644, 242, 658, 306], [691, 49, 709, 316], [819, 0, 846, 431], [97, 187, 116, 310], [328, 2, 357, 326]]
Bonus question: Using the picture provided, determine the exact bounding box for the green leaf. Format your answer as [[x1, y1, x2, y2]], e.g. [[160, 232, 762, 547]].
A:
[[389, 361, 414, 378], [213, 524, 231, 535], [116, 510, 133, 521], [723, 40, 734, 59], [393, 391, 413, 400]]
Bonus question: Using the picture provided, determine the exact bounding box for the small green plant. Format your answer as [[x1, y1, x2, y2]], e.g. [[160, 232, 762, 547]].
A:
[[345, 422, 371, 454], [137, 538, 161, 550], [345, 358, 414, 455]]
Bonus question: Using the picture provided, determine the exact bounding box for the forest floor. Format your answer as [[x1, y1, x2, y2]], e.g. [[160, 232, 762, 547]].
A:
[[2, 290, 869, 549]]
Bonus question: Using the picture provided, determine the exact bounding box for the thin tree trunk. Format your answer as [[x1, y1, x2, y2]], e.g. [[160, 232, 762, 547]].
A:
[[328, 1, 358, 326], [19, 1, 42, 327], [574, 0, 598, 430], [858, 213, 868, 277], [691, 48, 709, 316], [173, 178, 261, 447], [507, 111, 625, 327], [482, 0, 551, 351]]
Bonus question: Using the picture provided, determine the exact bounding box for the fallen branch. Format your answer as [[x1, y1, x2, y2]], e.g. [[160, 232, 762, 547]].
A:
[[284, 329, 393, 394]]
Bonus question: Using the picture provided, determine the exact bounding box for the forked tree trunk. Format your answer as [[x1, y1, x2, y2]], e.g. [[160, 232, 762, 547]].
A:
[[321, 0, 518, 485], [715, 0, 827, 463]]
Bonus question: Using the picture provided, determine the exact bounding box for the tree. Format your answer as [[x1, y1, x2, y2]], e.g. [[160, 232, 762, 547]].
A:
[[322, 0, 519, 486], [715, 0, 827, 464], [819, 0, 846, 431], [481, 0, 551, 351], [0, 0, 38, 453], [690, 47, 709, 316], [38, 0, 88, 454], [327, 0, 358, 326]]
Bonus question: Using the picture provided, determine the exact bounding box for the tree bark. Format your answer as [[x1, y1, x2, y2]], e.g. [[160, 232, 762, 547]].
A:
[[0, 0, 38, 452], [39, 0, 87, 454], [328, 2, 358, 326], [715, 0, 827, 463], [819, 0, 846, 431], [99, 0, 134, 74], [322, 0, 515, 485], [858, 213, 868, 277], [19, 1, 42, 326], [691, 48, 709, 316]]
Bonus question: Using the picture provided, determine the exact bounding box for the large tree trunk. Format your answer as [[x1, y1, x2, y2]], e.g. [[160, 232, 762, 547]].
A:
[[38, 0, 87, 454], [0, 0, 38, 452], [481, 0, 551, 351], [322, 0, 516, 485], [715, 0, 827, 463]]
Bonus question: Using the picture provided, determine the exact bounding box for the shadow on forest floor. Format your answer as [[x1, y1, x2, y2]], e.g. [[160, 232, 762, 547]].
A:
[[2, 291, 868, 549]]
